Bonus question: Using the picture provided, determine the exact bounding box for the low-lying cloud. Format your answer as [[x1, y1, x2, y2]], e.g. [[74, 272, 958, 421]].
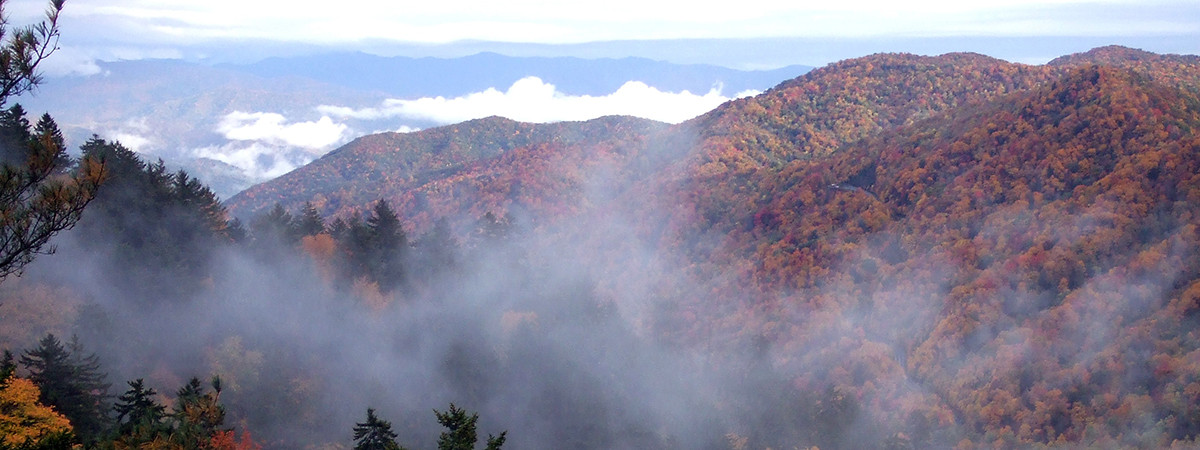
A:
[[218, 112, 348, 149], [318, 76, 758, 125], [195, 111, 353, 181], [192, 141, 312, 181], [189, 80, 752, 183]]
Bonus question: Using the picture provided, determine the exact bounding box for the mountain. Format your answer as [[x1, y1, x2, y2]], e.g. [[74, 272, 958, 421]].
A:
[[225, 46, 1200, 446], [13, 53, 809, 198], [227, 115, 669, 226]]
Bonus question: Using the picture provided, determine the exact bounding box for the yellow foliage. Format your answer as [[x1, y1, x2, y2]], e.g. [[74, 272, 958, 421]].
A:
[[0, 377, 73, 446]]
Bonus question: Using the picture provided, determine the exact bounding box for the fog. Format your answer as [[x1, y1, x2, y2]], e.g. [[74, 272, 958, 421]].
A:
[[1, 132, 869, 449]]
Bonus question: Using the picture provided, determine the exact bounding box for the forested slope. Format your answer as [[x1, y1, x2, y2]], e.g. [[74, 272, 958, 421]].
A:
[[7, 46, 1200, 448]]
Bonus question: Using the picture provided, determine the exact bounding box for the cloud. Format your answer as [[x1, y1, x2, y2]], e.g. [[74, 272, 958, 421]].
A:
[[105, 118, 155, 154], [196, 111, 352, 181], [37, 47, 105, 77], [111, 133, 152, 152], [217, 111, 348, 150], [192, 141, 311, 181], [318, 77, 758, 125]]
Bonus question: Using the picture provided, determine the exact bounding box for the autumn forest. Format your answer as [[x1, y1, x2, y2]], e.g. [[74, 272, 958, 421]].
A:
[[2, 8, 1200, 448]]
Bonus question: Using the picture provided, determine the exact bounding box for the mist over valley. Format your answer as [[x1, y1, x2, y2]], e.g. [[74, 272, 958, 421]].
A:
[[2, 5, 1200, 447]]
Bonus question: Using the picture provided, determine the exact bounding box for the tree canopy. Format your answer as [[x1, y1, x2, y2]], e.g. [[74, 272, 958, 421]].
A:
[[0, 0, 105, 281]]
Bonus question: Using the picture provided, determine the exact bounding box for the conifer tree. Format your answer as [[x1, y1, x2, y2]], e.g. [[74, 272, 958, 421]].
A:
[[172, 377, 227, 446], [0, 104, 31, 163], [252, 203, 298, 244], [296, 201, 326, 237], [353, 408, 404, 450], [0, 0, 104, 281], [19, 334, 109, 443], [31, 113, 66, 170], [435, 403, 505, 450], [0, 350, 14, 381], [111, 379, 167, 444], [366, 199, 407, 290]]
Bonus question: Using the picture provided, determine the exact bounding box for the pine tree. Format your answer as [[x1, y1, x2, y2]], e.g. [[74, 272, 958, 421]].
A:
[[172, 377, 226, 446], [31, 113, 66, 170], [0, 0, 103, 281], [19, 334, 110, 443], [353, 408, 404, 450], [366, 199, 407, 290], [0, 104, 31, 163], [435, 404, 504, 450], [296, 201, 326, 237], [414, 218, 458, 278], [111, 379, 167, 443], [251, 203, 298, 245], [0, 350, 14, 382]]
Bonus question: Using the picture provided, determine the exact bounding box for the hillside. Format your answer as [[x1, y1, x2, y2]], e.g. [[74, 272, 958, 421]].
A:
[[227, 115, 668, 230], [217, 46, 1200, 446], [15, 54, 808, 198], [693, 64, 1200, 445]]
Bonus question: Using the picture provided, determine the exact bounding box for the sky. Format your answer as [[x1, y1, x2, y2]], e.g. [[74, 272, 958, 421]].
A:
[[12, 0, 1200, 71]]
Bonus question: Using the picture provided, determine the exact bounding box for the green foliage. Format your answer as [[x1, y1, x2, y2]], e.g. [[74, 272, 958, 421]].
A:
[[73, 136, 231, 300], [325, 200, 410, 292], [435, 403, 504, 450], [19, 334, 109, 443], [0, 350, 14, 382], [0, 0, 63, 104], [0, 0, 103, 281], [107, 376, 250, 449], [250, 202, 297, 245], [111, 379, 166, 439], [352, 408, 404, 450], [296, 201, 326, 237]]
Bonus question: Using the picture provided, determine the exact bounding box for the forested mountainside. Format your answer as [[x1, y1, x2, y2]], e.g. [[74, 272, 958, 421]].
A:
[[227, 115, 668, 228], [6, 46, 1200, 449]]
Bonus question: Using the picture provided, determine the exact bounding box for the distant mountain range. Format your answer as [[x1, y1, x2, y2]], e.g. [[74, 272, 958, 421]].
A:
[[226, 46, 1200, 446], [11, 53, 810, 198]]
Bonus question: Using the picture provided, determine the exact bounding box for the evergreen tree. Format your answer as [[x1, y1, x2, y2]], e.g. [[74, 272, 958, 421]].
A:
[[19, 334, 109, 443], [251, 203, 298, 245], [111, 379, 167, 443], [414, 218, 458, 279], [226, 217, 248, 244], [0, 350, 14, 382], [171, 377, 226, 446], [0, 104, 31, 163], [73, 136, 235, 301], [365, 199, 407, 290], [328, 216, 350, 240], [296, 201, 326, 237], [435, 404, 504, 450], [173, 170, 229, 237], [353, 408, 404, 450], [107, 377, 254, 449], [31, 113, 66, 170], [0, 0, 104, 281]]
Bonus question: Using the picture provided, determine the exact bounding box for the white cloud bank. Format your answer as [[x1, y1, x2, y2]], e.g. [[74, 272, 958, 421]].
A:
[[318, 77, 758, 125], [194, 112, 352, 180], [217, 112, 348, 150], [192, 79, 753, 181]]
